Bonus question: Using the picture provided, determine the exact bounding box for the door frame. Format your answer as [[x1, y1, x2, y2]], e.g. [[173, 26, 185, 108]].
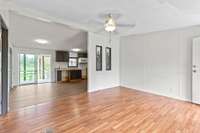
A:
[[0, 15, 8, 115]]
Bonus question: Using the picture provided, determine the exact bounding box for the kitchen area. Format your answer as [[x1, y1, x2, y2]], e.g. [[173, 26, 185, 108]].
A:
[[55, 49, 87, 83], [9, 12, 89, 111]]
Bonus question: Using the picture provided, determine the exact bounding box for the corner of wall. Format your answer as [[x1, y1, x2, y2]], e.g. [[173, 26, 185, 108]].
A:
[[87, 32, 120, 92], [119, 26, 200, 102]]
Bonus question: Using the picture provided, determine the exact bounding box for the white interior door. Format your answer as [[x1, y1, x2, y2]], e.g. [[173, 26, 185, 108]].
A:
[[192, 38, 200, 104]]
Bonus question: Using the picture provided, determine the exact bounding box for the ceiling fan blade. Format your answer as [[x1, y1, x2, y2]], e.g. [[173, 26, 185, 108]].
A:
[[94, 28, 105, 33], [88, 19, 104, 25], [117, 23, 136, 28], [113, 30, 119, 35]]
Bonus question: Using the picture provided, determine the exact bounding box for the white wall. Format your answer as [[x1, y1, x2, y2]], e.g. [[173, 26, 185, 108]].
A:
[[87, 32, 120, 92], [12, 47, 56, 87], [120, 26, 200, 101]]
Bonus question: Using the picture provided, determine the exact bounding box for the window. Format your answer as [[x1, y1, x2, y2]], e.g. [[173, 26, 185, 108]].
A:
[[69, 58, 78, 67], [69, 52, 78, 58], [38, 55, 51, 82], [69, 52, 78, 67], [19, 54, 36, 84], [19, 54, 51, 84]]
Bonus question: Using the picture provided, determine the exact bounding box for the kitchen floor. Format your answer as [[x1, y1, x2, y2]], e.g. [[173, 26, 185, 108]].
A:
[[9, 80, 87, 111]]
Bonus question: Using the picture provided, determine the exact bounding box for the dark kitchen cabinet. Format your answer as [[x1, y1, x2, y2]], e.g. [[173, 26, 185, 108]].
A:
[[78, 52, 87, 58], [56, 70, 82, 82], [56, 51, 69, 62], [70, 70, 82, 80]]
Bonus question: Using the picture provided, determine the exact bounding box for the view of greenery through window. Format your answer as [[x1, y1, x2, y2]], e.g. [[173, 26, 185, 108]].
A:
[[38, 56, 51, 80], [20, 54, 51, 84], [20, 54, 35, 83]]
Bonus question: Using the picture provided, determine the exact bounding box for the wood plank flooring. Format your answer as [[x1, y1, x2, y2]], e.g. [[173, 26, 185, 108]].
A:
[[9, 80, 87, 111], [1, 86, 200, 132]]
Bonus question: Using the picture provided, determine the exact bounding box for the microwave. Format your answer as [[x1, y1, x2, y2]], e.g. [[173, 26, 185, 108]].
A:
[[78, 58, 87, 64]]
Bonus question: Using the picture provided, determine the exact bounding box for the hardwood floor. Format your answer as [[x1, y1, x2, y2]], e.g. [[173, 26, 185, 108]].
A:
[[1, 86, 200, 132], [9, 80, 87, 111]]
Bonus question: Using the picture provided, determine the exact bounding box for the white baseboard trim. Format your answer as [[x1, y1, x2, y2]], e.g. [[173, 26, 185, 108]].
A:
[[121, 85, 191, 102], [88, 85, 120, 93]]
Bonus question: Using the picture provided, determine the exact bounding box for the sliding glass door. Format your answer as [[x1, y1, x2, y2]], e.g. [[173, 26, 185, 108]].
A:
[[19, 54, 51, 85], [19, 54, 36, 84], [37, 55, 51, 83]]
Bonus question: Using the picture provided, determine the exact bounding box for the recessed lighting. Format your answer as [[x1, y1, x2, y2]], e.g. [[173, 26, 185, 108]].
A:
[[34, 39, 49, 44], [71, 48, 81, 52]]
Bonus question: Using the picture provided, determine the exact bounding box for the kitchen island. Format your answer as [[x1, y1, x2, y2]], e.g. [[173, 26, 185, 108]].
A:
[[56, 68, 82, 82]]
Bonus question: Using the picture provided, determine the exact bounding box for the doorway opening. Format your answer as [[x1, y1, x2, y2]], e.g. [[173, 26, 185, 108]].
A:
[[9, 12, 88, 111]]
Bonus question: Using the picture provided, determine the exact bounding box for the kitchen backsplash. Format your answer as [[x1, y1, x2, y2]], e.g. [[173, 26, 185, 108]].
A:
[[55, 62, 69, 69]]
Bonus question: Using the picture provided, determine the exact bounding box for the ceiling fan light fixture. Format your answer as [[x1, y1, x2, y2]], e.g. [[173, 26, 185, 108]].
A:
[[104, 17, 116, 32]]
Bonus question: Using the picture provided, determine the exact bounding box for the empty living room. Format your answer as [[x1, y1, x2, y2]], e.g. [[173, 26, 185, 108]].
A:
[[1, 0, 200, 132]]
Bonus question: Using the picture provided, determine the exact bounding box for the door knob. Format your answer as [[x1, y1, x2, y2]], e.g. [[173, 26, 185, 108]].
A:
[[193, 70, 197, 73]]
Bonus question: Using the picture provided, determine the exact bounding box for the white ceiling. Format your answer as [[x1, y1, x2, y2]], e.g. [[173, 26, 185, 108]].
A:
[[3, 0, 200, 36], [10, 12, 87, 51]]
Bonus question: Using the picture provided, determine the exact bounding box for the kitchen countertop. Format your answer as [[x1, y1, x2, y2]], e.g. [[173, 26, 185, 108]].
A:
[[56, 68, 82, 71]]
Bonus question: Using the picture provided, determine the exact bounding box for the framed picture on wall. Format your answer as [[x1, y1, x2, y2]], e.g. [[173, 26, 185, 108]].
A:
[[96, 45, 102, 71], [106, 47, 111, 70]]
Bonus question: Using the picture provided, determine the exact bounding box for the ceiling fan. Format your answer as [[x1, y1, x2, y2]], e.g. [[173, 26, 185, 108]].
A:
[[91, 13, 136, 34]]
